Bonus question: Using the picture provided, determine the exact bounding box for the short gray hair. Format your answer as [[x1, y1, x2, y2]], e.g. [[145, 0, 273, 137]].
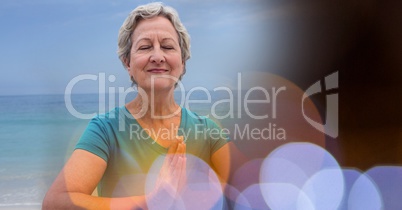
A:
[[117, 2, 191, 69]]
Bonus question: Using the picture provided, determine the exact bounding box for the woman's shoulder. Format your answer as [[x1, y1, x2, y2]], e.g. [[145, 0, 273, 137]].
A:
[[89, 106, 130, 127]]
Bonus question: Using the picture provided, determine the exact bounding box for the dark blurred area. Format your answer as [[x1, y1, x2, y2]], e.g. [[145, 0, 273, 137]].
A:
[[261, 0, 402, 170]]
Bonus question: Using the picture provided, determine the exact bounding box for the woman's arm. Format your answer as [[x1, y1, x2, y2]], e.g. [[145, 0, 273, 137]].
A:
[[211, 142, 248, 187], [43, 140, 186, 210], [211, 143, 231, 184], [42, 149, 147, 209]]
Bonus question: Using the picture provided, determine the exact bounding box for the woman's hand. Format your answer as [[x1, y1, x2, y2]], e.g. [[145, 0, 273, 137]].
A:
[[147, 136, 187, 208]]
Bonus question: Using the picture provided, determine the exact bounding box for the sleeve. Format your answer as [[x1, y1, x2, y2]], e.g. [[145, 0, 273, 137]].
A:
[[75, 116, 111, 162], [204, 118, 230, 155]]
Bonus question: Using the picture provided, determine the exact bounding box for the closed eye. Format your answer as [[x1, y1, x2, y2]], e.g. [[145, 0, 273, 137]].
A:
[[138, 45, 151, 50], [162, 46, 174, 50]]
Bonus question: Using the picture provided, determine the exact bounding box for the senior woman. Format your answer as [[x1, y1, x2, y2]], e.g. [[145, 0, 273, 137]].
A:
[[43, 2, 230, 209]]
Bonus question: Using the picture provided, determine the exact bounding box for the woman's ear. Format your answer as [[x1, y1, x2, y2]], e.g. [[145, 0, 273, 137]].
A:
[[182, 62, 186, 75], [123, 58, 130, 70]]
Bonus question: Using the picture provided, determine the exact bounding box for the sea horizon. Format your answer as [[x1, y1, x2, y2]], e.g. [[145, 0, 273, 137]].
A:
[[0, 92, 232, 208]]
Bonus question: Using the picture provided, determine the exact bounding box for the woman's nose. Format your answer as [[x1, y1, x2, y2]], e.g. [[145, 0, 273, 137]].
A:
[[150, 48, 165, 64]]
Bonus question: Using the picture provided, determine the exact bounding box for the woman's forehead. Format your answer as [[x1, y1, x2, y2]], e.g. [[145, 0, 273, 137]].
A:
[[134, 31, 178, 42], [133, 16, 177, 40]]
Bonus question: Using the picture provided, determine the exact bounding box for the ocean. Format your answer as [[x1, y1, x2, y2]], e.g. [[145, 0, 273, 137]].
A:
[[0, 94, 96, 208], [0, 92, 230, 209]]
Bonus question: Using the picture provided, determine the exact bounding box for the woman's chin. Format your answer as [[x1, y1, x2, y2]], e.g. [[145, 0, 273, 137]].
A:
[[139, 81, 177, 92]]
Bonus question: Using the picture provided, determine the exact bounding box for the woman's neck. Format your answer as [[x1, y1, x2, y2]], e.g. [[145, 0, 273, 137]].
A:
[[127, 89, 180, 122]]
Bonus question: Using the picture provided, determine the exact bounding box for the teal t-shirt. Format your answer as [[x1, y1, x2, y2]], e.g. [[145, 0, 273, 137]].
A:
[[75, 106, 228, 197]]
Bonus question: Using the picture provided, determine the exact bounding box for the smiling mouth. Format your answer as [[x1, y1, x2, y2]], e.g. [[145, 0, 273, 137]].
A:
[[147, 69, 169, 73]]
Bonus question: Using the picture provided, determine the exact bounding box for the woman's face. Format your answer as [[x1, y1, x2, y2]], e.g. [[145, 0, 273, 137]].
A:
[[127, 16, 184, 92]]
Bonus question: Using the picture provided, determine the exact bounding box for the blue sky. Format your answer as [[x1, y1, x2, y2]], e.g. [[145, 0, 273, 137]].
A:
[[0, 0, 275, 95]]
